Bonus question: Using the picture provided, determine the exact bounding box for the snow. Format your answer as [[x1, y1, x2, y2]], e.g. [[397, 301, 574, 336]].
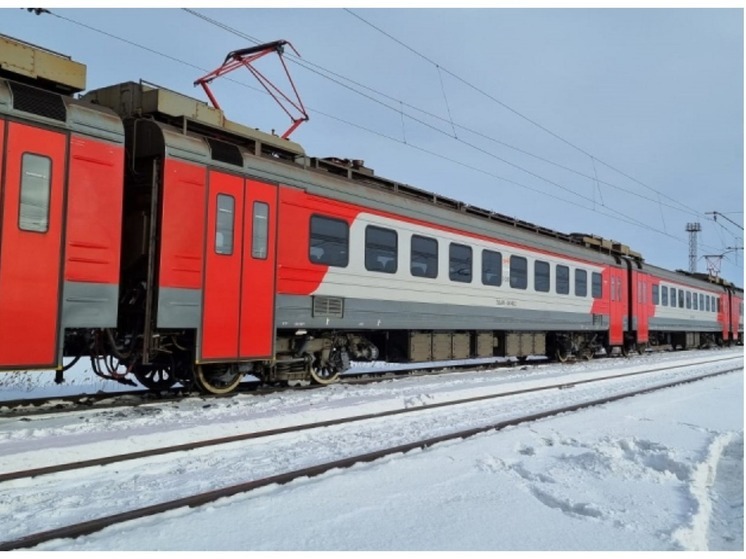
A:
[[0, 348, 742, 551]]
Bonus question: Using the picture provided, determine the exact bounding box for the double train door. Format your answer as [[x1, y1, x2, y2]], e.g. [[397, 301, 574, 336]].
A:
[[201, 171, 277, 361], [0, 121, 66, 368]]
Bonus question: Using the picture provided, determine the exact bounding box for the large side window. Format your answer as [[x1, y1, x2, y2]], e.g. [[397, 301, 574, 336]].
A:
[[592, 272, 603, 299], [706, 295, 710, 312], [534, 260, 550, 292], [686, 291, 692, 309], [411, 235, 438, 278], [652, 284, 659, 305], [575, 269, 588, 297], [661, 285, 668, 306], [449, 243, 472, 283], [19, 153, 52, 233], [678, 290, 684, 308], [251, 202, 269, 259], [215, 194, 235, 255], [510, 255, 528, 290], [556, 265, 570, 295], [670, 287, 676, 307], [481, 250, 502, 286], [365, 225, 398, 273], [309, 215, 349, 267], [693, 292, 698, 310], [699, 293, 704, 311]]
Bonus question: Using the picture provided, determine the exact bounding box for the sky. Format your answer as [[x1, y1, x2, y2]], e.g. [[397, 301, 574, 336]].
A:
[[1, 5, 743, 282], [0, 349, 742, 551]]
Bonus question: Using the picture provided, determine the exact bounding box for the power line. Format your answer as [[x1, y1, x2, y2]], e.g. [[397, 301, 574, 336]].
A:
[[177, 9, 713, 247], [23, 9, 729, 256], [344, 8, 709, 220]]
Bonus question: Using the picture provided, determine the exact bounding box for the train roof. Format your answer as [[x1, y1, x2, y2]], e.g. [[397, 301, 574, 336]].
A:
[[0, 34, 86, 94]]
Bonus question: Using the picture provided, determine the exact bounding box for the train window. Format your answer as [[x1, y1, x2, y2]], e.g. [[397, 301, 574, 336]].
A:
[[686, 291, 692, 309], [509, 255, 528, 289], [575, 269, 587, 297], [411, 235, 438, 278], [706, 295, 710, 312], [693, 292, 698, 310], [19, 153, 52, 233], [449, 244, 472, 283], [592, 272, 603, 299], [661, 286, 668, 306], [481, 250, 502, 286], [678, 290, 684, 308], [365, 225, 398, 274], [699, 293, 704, 310], [556, 265, 570, 295], [309, 215, 349, 267], [251, 202, 269, 259], [534, 260, 550, 292], [717, 298, 721, 313], [670, 287, 676, 307], [214, 194, 235, 255], [652, 285, 659, 305]]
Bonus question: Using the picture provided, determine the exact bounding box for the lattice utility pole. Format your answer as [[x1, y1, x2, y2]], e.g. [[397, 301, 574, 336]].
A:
[[686, 223, 701, 273]]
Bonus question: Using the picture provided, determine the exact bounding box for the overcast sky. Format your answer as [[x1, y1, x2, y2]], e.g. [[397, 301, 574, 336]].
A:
[[2, 6, 743, 282]]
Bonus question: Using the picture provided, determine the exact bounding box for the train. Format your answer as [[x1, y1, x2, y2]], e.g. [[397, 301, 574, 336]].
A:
[[0, 34, 742, 394]]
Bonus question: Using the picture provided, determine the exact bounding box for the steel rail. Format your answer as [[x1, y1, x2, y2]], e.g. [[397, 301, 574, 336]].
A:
[[0, 365, 740, 551], [0, 355, 740, 484]]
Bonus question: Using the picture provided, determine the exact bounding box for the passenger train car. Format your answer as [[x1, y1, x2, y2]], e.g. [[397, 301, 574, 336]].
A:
[[0, 35, 741, 394]]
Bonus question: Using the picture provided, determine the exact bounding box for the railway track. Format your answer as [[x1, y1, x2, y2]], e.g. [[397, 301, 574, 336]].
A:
[[0, 356, 538, 419], [0, 355, 741, 550]]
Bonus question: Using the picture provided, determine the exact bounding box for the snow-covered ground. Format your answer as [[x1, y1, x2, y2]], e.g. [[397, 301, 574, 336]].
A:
[[0, 349, 742, 551]]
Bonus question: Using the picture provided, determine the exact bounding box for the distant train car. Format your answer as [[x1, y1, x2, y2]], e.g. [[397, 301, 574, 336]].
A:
[[0, 35, 741, 395]]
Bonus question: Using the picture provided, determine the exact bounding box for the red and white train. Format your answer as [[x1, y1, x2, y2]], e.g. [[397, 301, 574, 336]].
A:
[[0, 35, 742, 394]]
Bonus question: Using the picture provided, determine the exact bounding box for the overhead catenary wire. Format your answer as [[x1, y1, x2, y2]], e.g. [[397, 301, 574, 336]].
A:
[[343, 8, 708, 221], [23, 9, 731, 256]]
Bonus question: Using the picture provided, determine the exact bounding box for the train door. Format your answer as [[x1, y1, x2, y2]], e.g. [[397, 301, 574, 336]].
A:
[[0, 122, 66, 367], [201, 170, 244, 360], [239, 179, 277, 359], [635, 272, 650, 344], [607, 267, 625, 346]]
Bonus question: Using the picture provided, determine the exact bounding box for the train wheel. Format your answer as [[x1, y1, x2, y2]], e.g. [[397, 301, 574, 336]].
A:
[[193, 364, 242, 395], [134, 364, 177, 391], [555, 348, 572, 363], [309, 360, 340, 385]]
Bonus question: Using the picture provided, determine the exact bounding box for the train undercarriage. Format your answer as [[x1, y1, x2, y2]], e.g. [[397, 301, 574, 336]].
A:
[[57, 324, 744, 395]]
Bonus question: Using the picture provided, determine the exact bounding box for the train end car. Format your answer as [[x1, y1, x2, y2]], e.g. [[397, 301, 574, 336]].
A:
[[0, 35, 125, 373]]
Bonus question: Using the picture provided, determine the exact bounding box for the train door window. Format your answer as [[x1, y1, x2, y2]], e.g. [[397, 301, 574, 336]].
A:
[[534, 260, 550, 292], [591, 272, 603, 299], [686, 291, 691, 309], [449, 243, 472, 283], [693, 292, 698, 310], [661, 286, 668, 306], [678, 290, 684, 308], [717, 298, 721, 313], [215, 194, 235, 255], [481, 250, 502, 286], [309, 215, 349, 267], [365, 225, 398, 273], [251, 202, 269, 259], [575, 269, 587, 297], [411, 235, 438, 278], [19, 153, 52, 233], [652, 284, 659, 305], [556, 265, 569, 295], [699, 294, 704, 310], [509, 255, 528, 289]]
